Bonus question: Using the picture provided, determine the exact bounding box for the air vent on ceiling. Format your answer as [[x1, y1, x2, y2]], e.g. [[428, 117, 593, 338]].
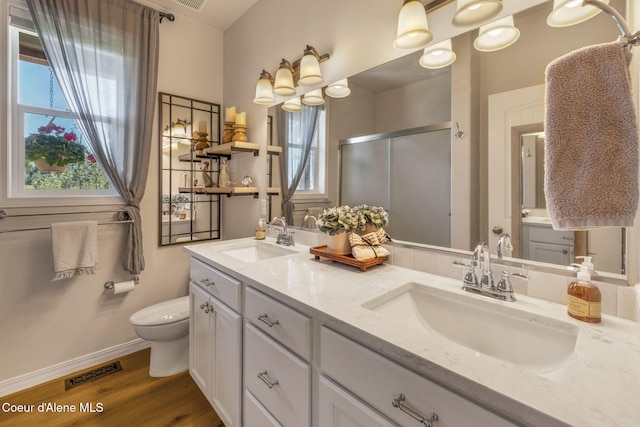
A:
[[173, 0, 208, 12]]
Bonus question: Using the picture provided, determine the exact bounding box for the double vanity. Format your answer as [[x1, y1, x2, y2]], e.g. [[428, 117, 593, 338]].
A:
[[184, 237, 639, 426]]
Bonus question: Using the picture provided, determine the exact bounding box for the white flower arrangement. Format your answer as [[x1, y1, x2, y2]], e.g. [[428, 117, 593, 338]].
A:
[[317, 205, 366, 235], [354, 204, 389, 228]]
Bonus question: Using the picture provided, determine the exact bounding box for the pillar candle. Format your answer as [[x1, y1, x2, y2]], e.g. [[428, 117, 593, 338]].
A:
[[225, 106, 236, 123], [235, 112, 246, 126], [198, 121, 207, 133]]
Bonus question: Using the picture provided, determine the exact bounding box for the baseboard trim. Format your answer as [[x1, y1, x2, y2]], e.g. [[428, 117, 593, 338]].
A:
[[0, 339, 150, 397]]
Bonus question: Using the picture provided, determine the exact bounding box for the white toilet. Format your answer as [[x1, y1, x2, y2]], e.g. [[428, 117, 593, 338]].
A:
[[129, 296, 190, 377]]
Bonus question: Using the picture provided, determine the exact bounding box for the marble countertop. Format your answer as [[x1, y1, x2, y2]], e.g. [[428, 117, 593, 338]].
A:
[[185, 237, 640, 427]]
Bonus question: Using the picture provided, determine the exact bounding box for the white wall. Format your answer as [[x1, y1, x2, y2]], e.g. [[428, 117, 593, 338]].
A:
[[0, 7, 223, 384]]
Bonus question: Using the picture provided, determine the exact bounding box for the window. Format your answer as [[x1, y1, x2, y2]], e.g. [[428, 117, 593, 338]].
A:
[[288, 107, 326, 195], [7, 5, 114, 202]]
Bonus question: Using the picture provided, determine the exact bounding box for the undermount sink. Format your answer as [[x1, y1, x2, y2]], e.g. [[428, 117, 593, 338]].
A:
[[363, 282, 579, 381], [219, 241, 296, 263]]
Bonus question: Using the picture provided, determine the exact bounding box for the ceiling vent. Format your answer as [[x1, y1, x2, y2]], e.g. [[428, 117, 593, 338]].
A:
[[173, 0, 208, 12]]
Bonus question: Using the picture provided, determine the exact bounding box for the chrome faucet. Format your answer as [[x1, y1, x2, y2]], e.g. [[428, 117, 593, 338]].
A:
[[269, 216, 295, 246], [454, 241, 526, 302], [496, 233, 513, 260], [302, 213, 317, 230]]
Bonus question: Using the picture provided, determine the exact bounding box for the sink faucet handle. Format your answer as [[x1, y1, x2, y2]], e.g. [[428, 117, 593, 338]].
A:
[[496, 271, 529, 298], [452, 260, 478, 287]]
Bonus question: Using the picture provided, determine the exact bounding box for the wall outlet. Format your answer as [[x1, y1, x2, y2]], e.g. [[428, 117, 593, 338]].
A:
[[261, 199, 267, 216]]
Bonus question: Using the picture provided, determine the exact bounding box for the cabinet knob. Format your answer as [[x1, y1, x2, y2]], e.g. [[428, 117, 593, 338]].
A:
[[200, 302, 212, 313], [492, 225, 504, 235]]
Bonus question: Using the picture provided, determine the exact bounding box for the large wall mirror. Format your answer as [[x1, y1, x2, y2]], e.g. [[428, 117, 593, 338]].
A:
[[269, 0, 633, 279]]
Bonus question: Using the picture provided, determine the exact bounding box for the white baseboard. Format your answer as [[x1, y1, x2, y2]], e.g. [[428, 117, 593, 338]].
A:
[[0, 339, 150, 397]]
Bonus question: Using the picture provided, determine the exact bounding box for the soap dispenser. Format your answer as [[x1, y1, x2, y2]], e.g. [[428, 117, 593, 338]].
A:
[[567, 256, 601, 323], [255, 218, 266, 240]]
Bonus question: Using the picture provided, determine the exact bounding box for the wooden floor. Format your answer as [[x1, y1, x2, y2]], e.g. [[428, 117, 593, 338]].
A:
[[0, 348, 223, 427]]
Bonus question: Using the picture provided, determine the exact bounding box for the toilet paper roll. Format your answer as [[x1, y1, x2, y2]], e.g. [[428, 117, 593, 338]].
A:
[[113, 280, 136, 295]]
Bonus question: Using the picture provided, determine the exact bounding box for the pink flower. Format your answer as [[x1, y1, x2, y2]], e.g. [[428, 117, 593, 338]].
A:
[[86, 153, 97, 163], [63, 132, 77, 142]]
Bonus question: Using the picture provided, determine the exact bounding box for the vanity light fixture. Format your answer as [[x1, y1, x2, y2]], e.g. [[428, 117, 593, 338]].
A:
[[298, 45, 326, 86], [474, 15, 520, 52], [419, 39, 456, 69], [282, 96, 302, 112], [273, 59, 296, 96], [301, 88, 325, 106], [394, 0, 433, 50], [253, 69, 275, 105], [452, 0, 503, 27], [547, 0, 608, 27], [253, 45, 330, 105], [325, 79, 351, 98]]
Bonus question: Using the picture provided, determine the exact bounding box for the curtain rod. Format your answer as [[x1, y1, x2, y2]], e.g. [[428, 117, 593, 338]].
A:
[[0, 209, 128, 219]]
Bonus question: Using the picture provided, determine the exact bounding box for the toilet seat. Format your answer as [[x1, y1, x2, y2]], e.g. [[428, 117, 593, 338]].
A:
[[129, 296, 189, 327]]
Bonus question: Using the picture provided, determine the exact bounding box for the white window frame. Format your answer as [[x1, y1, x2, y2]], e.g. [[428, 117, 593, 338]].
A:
[[3, 3, 120, 208], [290, 107, 327, 198]]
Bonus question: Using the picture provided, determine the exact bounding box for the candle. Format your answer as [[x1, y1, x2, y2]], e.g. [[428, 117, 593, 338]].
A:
[[236, 112, 246, 126], [198, 121, 207, 133], [225, 106, 236, 123]]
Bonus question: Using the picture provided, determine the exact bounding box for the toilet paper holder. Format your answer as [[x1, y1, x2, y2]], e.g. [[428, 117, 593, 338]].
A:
[[104, 276, 140, 291]]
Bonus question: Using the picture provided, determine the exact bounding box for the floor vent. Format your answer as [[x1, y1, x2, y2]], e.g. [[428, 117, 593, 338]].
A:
[[173, 0, 208, 12], [64, 361, 122, 390]]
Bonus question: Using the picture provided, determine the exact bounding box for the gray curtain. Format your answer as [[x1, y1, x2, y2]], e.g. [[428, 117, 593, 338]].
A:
[[277, 104, 321, 224], [26, 0, 160, 274]]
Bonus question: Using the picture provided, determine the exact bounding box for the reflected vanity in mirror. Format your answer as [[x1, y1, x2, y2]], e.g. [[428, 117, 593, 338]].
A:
[[159, 93, 222, 245], [269, 0, 633, 279]]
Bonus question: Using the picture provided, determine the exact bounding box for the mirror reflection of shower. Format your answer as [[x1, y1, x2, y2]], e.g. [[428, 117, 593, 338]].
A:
[[521, 132, 546, 212]]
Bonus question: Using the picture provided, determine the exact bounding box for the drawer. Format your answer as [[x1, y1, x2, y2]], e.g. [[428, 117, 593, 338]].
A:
[[190, 257, 241, 311], [244, 389, 282, 427], [321, 327, 515, 427], [524, 223, 573, 245], [245, 287, 312, 360], [245, 323, 311, 427]]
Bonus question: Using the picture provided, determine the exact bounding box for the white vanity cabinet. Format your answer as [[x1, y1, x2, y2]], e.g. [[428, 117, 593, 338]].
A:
[[243, 287, 312, 426], [188, 259, 242, 427], [320, 327, 516, 427], [522, 222, 573, 265]]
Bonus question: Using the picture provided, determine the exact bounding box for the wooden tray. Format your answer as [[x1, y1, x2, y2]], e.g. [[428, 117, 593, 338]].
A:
[[310, 245, 388, 271]]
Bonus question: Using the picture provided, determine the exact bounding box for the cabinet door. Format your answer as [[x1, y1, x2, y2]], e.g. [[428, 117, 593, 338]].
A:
[[528, 241, 572, 265], [319, 375, 398, 427], [189, 282, 212, 398], [210, 296, 242, 427]]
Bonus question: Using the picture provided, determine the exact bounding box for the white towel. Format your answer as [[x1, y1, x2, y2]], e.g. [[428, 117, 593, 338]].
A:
[[51, 221, 98, 281], [544, 40, 638, 230]]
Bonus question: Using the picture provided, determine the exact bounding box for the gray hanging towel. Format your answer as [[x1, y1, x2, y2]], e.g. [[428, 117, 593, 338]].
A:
[[544, 40, 638, 230]]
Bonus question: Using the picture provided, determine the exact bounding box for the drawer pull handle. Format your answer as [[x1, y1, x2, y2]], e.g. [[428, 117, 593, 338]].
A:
[[257, 314, 280, 327], [201, 278, 215, 287], [257, 371, 279, 389], [392, 393, 439, 427]]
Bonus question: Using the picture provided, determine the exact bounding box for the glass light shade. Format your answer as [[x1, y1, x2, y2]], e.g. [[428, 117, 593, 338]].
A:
[[452, 0, 503, 27], [301, 89, 325, 106], [253, 77, 275, 105], [298, 53, 324, 86], [474, 15, 520, 52], [325, 79, 351, 98], [547, 0, 608, 27], [282, 96, 302, 112], [394, 0, 432, 50], [419, 39, 457, 69], [273, 64, 296, 96]]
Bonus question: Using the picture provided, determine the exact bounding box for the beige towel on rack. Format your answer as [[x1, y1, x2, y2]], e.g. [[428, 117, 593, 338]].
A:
[[544, 40, 638, 230], [51, 221, 98, 281]]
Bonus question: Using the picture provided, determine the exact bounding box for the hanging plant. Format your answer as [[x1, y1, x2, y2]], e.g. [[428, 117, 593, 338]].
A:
[[25, 123, 87, 172]]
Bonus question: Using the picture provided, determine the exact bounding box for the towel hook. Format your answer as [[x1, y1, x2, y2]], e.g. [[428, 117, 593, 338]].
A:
[[455, 122, 464, 139]]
